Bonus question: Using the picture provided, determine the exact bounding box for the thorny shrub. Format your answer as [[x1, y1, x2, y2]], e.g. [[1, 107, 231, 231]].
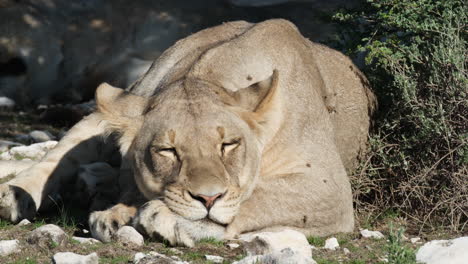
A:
[[329, 0, 467, 232]]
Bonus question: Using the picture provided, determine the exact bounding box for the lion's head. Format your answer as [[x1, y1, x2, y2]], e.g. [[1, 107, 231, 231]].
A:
[[95, 69, 281, 225]]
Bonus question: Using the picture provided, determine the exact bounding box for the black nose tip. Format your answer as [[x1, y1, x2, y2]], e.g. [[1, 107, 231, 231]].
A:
[[189, 192, 223, 210]]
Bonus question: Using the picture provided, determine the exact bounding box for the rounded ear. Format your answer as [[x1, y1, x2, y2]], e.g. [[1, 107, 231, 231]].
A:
[[95, 83, 148, 153]]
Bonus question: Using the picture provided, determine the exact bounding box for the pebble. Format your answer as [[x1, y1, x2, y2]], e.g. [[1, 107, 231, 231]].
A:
[[72, 237, 101, 244], [233, 248, 316, 264], [343, 248, 350, 254], [205, 255, 224, 263], [52, 252, 98, 264], [227, 243, 240, 249], [134, 251, 189, 264], [115, 226, 144, 246], [0, 240, 20, 256], [323, 237, 339, 250], [29, 130, 55, 143], [27, 224, 68, 247], [410, 237, 421, 244], [16, 219, 32, 226], [360, 229, 385, 239]]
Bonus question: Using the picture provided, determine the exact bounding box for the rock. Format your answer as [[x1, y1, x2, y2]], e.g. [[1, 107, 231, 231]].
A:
[[0, 140, 22, 152], [14, 134, 32, 143], [134, 251, 189, 264], [411, 237, 421, 244], [114, 226, 144, 246], [323, 237, 339, 250], [0, 239, 20, 256], [8, 141, 58, 160], [360, 229, 385, 239], [71, 237, 101, 244], [168, 248, 183, 255], [416, 237, 468, 264], [233, 248, 317, 264], [16, 219, 31, 226], [239, 229, 312, 259], [205, 255, 224, 263], [52, 252, 98, 264], [0, 97, 15, 109], [29, 130, 55, 143], [343, 248, 350, 254], [227, 243, 240, 249], [27, 224, 68, 248]]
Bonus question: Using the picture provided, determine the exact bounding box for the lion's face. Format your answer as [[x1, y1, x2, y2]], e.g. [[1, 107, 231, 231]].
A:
[[96, 71, 280, 225]]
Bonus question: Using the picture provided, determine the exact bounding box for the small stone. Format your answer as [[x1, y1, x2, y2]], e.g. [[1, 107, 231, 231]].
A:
[[17, 219, 31, 226], [227, 243, 240, 249], [52, 252, 98, 264], [239, 229, 312, 259], [0, 240, 20, 256], [323, 237, 339, 250], [27, 224, 68, 247], [410, 237, 421, 244], [82, 229, 89, 234], [9, 141, 58, 160], [0, 97, 15, 109], [416, 236, 468, 264], [14, 134, 32, 143], [360, 229, 385, 239], [115, 226, 144, 246], [343, 248, 350, 254], [134, 251, 190, 264], [29, 130, 55, 143], [205, 255, 224, 263], [72, 237, 101, 244], [233, 248, 316, 264]]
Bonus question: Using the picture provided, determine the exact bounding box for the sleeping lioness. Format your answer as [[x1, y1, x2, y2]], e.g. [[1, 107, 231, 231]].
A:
[[0, 19, 376, 246]]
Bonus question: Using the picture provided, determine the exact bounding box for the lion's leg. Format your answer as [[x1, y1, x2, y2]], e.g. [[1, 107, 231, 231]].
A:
[[224, 172, 354, 239], [0, 113, 108, 222]]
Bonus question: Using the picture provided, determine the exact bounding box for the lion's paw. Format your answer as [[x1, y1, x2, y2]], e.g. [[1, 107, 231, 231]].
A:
[[0, 184, 36, 223], [133, 200, 195, 247], [89, 208, 132, 242]]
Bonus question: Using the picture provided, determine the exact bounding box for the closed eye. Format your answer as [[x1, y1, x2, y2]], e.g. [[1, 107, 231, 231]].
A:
[[221, 140, 240, 156], [153, 147, 178, 160]]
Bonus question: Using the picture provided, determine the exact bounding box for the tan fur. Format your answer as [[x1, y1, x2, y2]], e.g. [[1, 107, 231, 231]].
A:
[[0, 19, 375, 246]]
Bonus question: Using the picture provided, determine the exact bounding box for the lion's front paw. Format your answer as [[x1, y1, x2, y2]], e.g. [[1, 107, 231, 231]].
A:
[[133, 200, 195, 247], [89, 208, 132, 242], [0, 184, 36, 223]]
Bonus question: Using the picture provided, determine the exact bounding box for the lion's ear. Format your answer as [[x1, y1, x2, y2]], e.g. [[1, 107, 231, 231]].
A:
[[234, 70, 283, 140], [95, 83, 147, 153]]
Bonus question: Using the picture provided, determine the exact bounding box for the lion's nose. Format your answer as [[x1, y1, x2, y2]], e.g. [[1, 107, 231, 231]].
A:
[[190, 192, 223, 210]]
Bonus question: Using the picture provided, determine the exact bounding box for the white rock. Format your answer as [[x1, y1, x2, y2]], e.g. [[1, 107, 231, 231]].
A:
[[233, 248, 317, 264], [27, 224, 68, 246], [52, 252, 98, 264], [416, 237, 468, 264], [411, 237, 421, 244], [205, 255, 224, 263], [0, 151, 12, 160], [323, 237, 339, 250], [72, 237, 101, 244], [0, 239, 20, 256], [343, 248, 350, 254], [29, 130, 55, 143], [82, 229, 89, 234], [169, 248, 183, 254], [360, 229, 385, 239], [9, 141, 58, 160], [239, 229, 312, 259], [134, 251, 189, 264], [0, 97, 15, 109], [134, 252, 147, 263], [115, 226, 144, 246], [16, 219, 31, 226], [227, 243, 240, 249]]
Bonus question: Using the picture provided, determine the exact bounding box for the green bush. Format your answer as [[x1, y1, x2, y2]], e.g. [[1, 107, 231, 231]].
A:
[[329, 0, 467, 232]]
